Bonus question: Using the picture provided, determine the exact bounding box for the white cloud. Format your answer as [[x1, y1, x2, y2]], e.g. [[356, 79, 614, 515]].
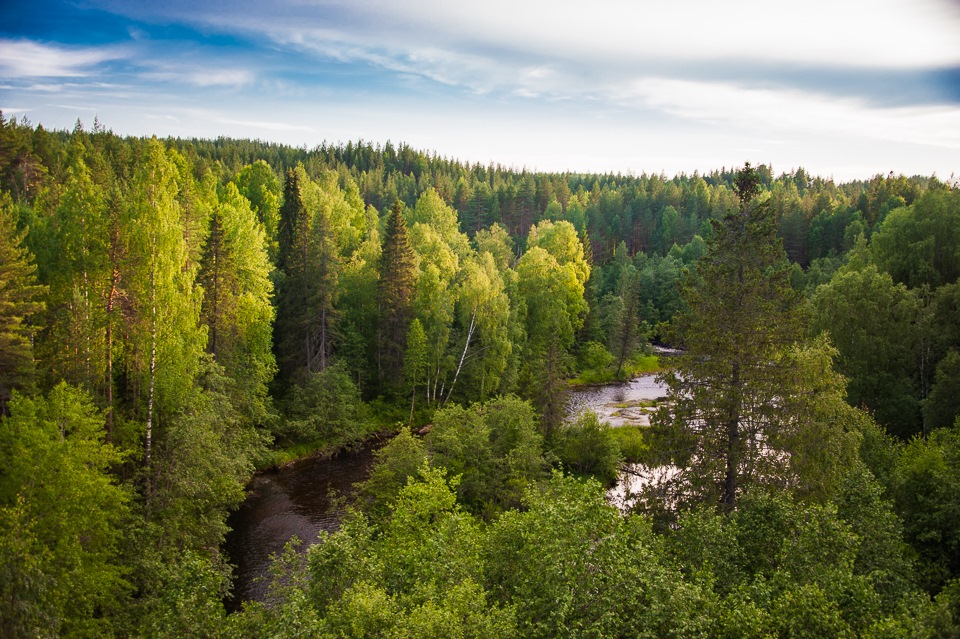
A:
[[7, 0, 958, 181], [141, 68, 254, 88], [623, 78, 960, 150], [338, 0, 960, 69], [0, 39, 124, 78], [214, 116, 316, 133]]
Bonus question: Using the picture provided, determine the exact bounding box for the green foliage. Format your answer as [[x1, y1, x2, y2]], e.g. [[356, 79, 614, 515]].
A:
[[0, 384, 130, 638], [198, 181, 276, 424], [871, 189, 960, 288], [515, 224, 590, 436], [0, 191, 45, 412], [307, 465, 517, 637], [402, 318, 428, 420], [2, 120, 958, 638], [228, 540, 323, 638], [835, 463, 916, 608], [891, 424, 960, 594], [136, 551, 230, 639], [336, 220, 381, 395], [426, 396, 546, 514], [148, 359, 265, 552], [379, 200, 418, 395], [355, 429, 429, 521], [473, 223, 514, 270], [667, 489, 897, 638], [653, 166, 812, 512], [923, 351, 960, 433], [234, 160, 281, 261], [810, 263, 921, 437], [280, 361, 371, 446], [609, 263, 644, 377], [484, 472, 711, 638], [125, 139, 207, 471], [450, 251, 513, 403], [553, 411, 622, 486], [576, 340, 614, 375], [274, 165, 342, 379], [610, 425, 648, 463]]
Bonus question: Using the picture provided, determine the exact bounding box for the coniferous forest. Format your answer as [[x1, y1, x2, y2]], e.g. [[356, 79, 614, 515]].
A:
[[2, 113, 960, 637]]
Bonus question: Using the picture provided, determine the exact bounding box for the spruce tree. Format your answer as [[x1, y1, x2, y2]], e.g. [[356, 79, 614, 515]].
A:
[[274, 167, 339, 380], [0, 193, 45, 413], [378, 200, 417, 395], [655, 163, 808, 513], [277, 168, 305, 273]]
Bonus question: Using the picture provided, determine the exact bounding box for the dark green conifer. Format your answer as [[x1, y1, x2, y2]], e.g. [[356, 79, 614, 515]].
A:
[[656, 163, 807, 513], [378, 200, 417, 395], [0, 193, 45, 413]]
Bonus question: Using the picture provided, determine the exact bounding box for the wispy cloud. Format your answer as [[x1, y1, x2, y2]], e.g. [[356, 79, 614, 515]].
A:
[[215, 116, 316, 133], [142, 68, 254, 88], [0, 39, 124, 77], [623, 78, 960, 150]]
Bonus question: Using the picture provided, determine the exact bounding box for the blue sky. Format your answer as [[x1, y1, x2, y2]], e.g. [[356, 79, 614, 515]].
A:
[[2, 0, 959, 181]]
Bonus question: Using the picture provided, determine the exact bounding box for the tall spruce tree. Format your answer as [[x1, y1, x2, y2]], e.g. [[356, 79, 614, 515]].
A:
[[654, 163, 809, 513], [277, 168, 305, 273], [378, 200, 417, 395], [0, 192, 45, 413], [610, 263, 642, 378], [275, 167, 339, 380]]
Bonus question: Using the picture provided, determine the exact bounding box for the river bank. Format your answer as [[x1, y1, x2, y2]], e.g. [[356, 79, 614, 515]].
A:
[[226, 372, 672, 606], [225, 442, 384, 607]]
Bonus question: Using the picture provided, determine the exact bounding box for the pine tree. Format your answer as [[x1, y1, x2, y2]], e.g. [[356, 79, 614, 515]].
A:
[[378, 200, 417, 395], [277, 167, 306, 273], [0, 192, 45, 413], [610, 264, 642, 378]]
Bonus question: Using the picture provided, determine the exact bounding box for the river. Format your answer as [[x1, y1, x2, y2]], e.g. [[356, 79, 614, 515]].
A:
[[225, 374, 669, 606], [224, 445, 378, 607], [567, 373, 668, 427]]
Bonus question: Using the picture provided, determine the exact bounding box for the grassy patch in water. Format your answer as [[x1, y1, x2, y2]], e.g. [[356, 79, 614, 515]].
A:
[[569, 353, 661, 386], [609, 398, 662, 410]]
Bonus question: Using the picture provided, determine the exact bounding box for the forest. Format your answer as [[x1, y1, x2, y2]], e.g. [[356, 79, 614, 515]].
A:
[[1, 112, 959, 638]]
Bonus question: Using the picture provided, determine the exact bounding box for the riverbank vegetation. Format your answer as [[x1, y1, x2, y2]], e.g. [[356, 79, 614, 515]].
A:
[[1, 114, 960, 636]]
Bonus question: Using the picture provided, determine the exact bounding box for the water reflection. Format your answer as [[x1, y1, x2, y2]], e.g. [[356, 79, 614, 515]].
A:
[[567, 374, 668, 427], [226, 373, 673, 606], [224, 446, 376, 606]]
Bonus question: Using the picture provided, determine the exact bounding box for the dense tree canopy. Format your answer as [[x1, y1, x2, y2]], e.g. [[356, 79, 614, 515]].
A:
[[0, 115, 958, 637]]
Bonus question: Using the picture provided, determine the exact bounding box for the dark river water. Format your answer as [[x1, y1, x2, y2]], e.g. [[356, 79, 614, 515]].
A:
[[224, 445, 377, 607], [224, 374, 669, 607]]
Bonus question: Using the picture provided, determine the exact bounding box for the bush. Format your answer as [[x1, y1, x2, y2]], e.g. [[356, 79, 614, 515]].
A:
[[277, 362, 370, 446], [610, 425, 648, 463], [553, 411, 622, 485]]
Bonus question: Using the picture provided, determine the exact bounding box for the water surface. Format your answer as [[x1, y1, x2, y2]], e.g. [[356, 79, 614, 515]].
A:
[[225, 446, 377, 606], [568, 374, 668, 427]]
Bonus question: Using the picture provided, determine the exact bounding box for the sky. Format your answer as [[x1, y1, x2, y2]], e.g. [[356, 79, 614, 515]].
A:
[[1, 0, 959, 182]]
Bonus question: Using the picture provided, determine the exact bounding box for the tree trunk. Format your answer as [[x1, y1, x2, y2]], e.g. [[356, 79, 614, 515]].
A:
[[722, 363, 741, 513], [145, 254, 157, 499], [444, 307, 477, 405]]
